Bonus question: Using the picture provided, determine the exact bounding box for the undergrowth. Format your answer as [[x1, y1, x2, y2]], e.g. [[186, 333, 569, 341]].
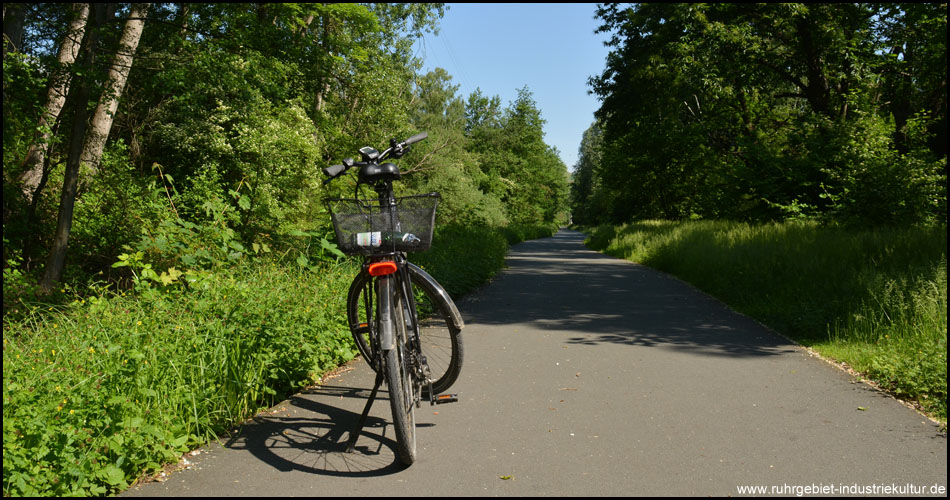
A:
[[3, 261, 357, 496]]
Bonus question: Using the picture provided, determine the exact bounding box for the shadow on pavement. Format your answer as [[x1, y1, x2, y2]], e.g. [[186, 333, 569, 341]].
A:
[[460, 230, 799, 359], [223, 384, 409, 477]]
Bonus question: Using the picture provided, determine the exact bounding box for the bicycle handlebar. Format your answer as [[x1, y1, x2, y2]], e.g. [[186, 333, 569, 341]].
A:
[[323, 163, 346, 178], [322, 132, 427, 185], [403, 132, 427, 146]]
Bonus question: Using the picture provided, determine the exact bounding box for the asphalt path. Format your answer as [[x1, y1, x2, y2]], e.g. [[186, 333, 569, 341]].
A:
[[122, 229, 947, 497]]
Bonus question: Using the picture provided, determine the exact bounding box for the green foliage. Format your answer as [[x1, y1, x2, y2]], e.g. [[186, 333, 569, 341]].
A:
[[867, 334, 947, 419], [579, 3, 947, 226], [2, 51, 45, 178], [2, 260, 358, 496], [394, 71, 570, 229], [498, 223, 559, 245], [465, 87, 570, 226], [2, 220, 559, 497], [411, 222, 557, 299], [399, 69, 508, 227], [3, 238, 38, 315], [569, 121, 605, 226], [411, 223, 508, 299], [583, 220, 948, 420]]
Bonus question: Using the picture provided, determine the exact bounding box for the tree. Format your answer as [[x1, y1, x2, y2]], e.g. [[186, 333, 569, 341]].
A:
[[582, 3, 947, 225], [462, 86, 568, 226], [403, 69, 505, 226], [569, 120, 603, 225], [41, 3, 149, 291], [18, 4, 88, 204], [80, 2, 149, 175], [2, 4, 28, 59]]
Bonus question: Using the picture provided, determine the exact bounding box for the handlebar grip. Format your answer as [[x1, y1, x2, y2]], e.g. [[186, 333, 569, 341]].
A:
[[323, 164, 346, 178], [403, 132, 428, 146]]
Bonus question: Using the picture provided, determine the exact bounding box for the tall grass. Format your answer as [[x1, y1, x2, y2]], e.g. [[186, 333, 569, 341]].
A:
[[3, 260, 359, 496], [584, 220, 947, 420]]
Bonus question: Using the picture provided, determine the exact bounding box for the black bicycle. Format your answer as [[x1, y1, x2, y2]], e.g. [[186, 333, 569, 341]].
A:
[[322, 132, 464, 466]]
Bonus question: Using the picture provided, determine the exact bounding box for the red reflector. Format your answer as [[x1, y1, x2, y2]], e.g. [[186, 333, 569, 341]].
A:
[[368, 261, 398, 276]]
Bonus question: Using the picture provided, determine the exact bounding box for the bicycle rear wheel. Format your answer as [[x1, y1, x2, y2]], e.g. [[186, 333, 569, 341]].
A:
[[347, 264, 463, 396], [384, 279, 416, 465]]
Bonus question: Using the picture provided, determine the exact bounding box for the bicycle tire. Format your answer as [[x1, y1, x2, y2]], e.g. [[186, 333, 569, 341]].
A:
[[347, 264, 463, 396], [385, 281, 416, 465]]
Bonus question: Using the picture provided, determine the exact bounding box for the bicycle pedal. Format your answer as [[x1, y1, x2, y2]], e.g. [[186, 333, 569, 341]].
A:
[[433, 393, 458, 404]]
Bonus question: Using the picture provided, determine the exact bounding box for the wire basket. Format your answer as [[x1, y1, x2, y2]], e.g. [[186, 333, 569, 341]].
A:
[[325, 193, 440, 256]]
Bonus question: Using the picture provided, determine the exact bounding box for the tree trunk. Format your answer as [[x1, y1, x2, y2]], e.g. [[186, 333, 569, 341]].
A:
[[314, 13, 338, 118], [3, 3, 27, 58], [175, 3, 189, 37], [80, 2, 149, 175], [41, 2, 108, 292], [19, 3, 89, 203], [795, 17, 831, 117]]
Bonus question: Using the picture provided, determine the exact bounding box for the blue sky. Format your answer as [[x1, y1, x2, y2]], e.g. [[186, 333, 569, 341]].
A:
[[413, 3, 613, 170]]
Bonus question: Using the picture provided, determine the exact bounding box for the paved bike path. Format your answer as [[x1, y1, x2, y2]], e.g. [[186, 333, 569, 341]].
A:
[[123, 229, 946, 497]]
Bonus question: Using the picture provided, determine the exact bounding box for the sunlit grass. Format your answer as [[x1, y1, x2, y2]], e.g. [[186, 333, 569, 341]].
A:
[[583, 220, 947, 421], [3, 260, 359, 496]]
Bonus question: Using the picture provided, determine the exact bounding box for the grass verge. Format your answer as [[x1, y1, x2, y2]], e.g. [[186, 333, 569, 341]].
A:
[[3, 261, 358, 496], [580, 220, 947, 422]]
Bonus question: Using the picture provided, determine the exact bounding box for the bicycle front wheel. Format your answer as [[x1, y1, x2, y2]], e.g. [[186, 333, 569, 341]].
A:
[[385, 280, 416, 465]]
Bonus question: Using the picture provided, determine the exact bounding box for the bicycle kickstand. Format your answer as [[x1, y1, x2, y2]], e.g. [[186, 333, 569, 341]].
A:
[[345, 371, 384, 453]]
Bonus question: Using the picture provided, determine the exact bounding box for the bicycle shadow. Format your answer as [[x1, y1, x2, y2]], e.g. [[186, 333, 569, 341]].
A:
[[223, 383, 428, 477]]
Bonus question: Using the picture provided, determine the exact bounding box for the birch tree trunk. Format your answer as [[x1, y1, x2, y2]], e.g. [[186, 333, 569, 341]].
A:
[[80, 3, 149, 174], [18, 3, 89, 203], [40, 2, 107, 292], [42, 4, 149, 290]]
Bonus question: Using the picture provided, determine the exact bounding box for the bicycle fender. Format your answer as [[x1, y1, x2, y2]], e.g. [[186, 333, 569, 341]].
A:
[[377, 275, 395, 350], [407, 262, 465, 330]]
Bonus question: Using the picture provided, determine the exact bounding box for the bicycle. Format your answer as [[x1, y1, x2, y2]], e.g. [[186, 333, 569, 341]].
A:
[[322, 132, 464, 466]]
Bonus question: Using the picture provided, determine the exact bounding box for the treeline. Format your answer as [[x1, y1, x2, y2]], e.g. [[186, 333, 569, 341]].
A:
[[2, 3, 569, 296], [571, 3, 947, 226]]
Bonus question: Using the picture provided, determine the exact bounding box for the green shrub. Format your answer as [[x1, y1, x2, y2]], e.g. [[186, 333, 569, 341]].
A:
[[2, 217, 557, 496], [499, 223, 559, 245], [411, 223, 508, 298], [411, 222, 557, 298]]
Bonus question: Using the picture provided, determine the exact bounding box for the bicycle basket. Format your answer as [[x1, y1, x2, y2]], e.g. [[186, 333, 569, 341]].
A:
[[325, 193, 440, 256]]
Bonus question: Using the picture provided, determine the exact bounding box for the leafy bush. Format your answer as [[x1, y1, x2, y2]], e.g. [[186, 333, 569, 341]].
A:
[[412, 222, 558, 299], [498, 223, 559, 245], [3, 215, 560, 496], [411, 223, 508, 298]]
